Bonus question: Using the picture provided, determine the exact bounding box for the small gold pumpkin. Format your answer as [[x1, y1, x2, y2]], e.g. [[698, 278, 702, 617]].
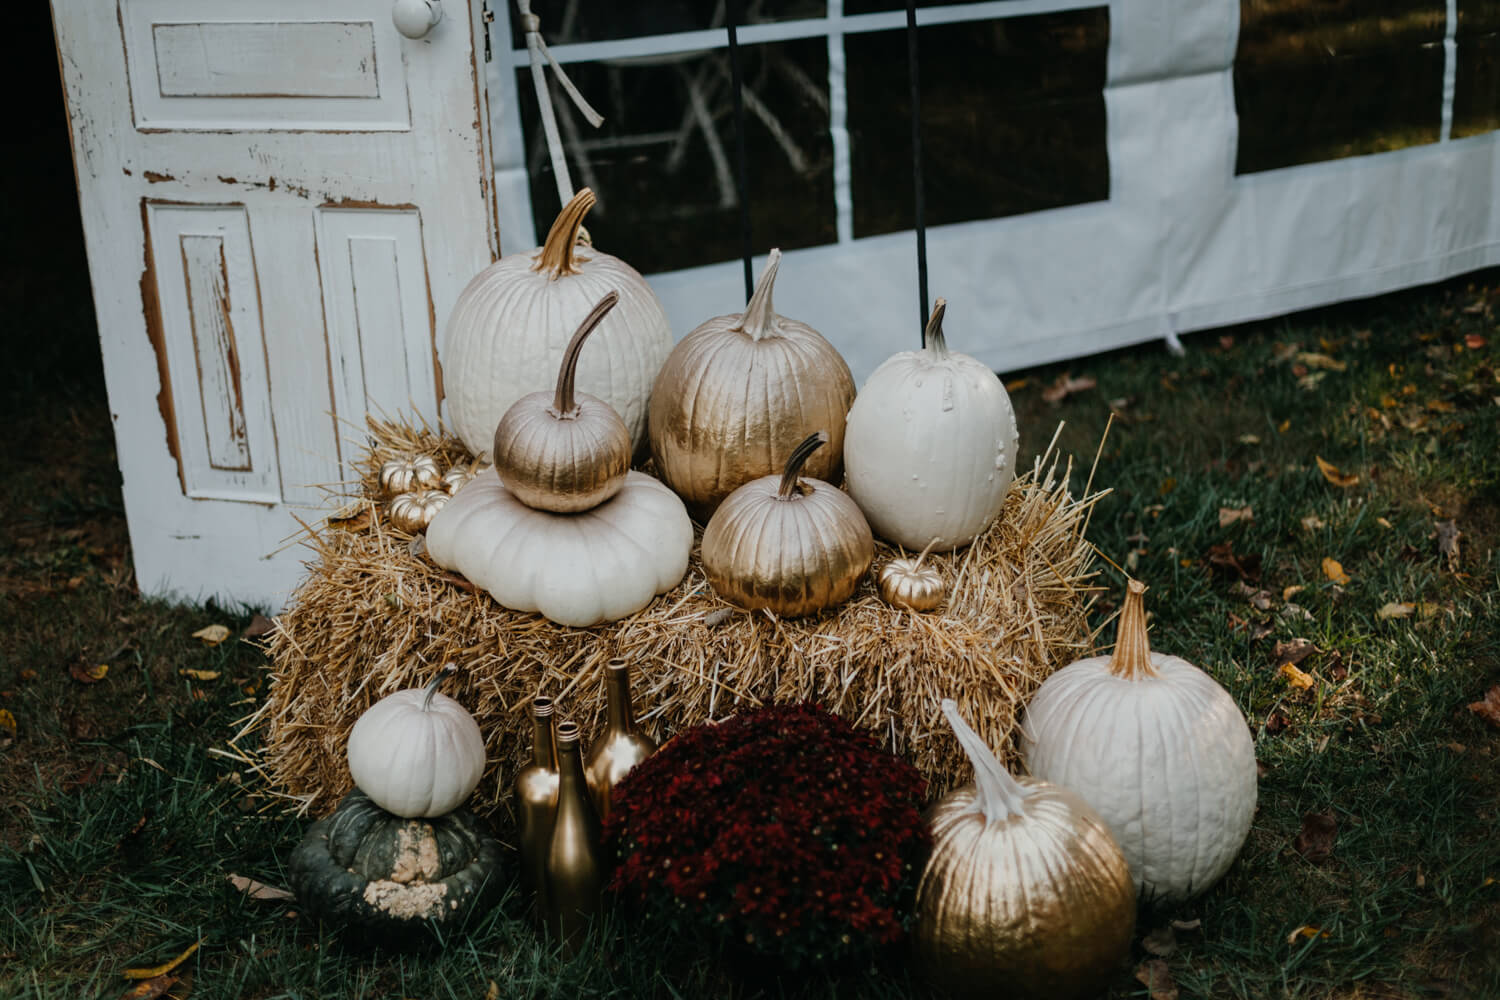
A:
[[492, 291, 632, 513], [378, 455, 442, 497], [442, 464, 482, 494], [877, 539, 946, 612], [700, 431, 874, 617], [387, 489, 450, 533]]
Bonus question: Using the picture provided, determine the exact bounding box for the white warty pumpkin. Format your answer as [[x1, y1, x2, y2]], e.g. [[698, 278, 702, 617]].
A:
[[1020, 580, 1258, 902], [346, 666, 487, 819], [442, 188, 672, 459], [424, 468, 692, 628], [843, 298, 1019, 552]]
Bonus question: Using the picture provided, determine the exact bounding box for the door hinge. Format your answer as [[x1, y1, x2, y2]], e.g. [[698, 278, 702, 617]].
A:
[[482, 1, 493, 62]]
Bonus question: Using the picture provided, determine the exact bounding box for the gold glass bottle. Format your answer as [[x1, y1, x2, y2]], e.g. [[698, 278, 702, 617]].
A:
[[514, 695, 558, 920], [584, 657, 659, 824], [545, 720, 603, 949]]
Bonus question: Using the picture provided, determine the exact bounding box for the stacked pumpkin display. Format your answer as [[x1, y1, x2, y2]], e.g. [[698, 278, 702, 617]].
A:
[[288, 667, 502, 946]]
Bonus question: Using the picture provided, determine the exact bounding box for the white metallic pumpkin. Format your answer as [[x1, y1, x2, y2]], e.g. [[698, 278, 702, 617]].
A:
[[843, 299, 1019, 552], [346, 666, 487, 819], [442, 188, 672, 459], [423, 467, 692, 628], [1020, 580, 1258, 902]]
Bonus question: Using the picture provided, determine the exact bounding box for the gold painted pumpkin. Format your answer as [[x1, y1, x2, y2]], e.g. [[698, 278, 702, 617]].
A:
[[648, 249, 856, 520], [387, 489, 449, 533], [700, 431, 873, 618], [378, 455, 441, 497], [492, 291, 632, 513], [441, 464, 481, 494], [877, 539, 946, 612], [915, 699, 1135, 1000]]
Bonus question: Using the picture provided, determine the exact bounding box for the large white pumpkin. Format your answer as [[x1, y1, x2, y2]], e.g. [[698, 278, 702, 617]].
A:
[[442, 188, 672, 459], [842, 299, 1019, 552], [424, 467, 692, 627], [346, 667, 487, 819], [1020, 580, 1258, 902]]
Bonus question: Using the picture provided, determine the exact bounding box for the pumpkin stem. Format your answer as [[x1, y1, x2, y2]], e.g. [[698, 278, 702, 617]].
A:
[[911, 536, 941, 569], [922, 298, 949, 358], [423, 664, 458, 711], [736, 248, 782, 341], [534, 188, 596, 279], [1108, 579, 1159, 680], [777, 431, 827, 499], [941, 698, 1029, 823], [551, 291, 620, 416]]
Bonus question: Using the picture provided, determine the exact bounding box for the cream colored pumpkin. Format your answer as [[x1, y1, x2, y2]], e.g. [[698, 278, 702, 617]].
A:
[[346, 666, 487, 819], [843, 299, 1019, 552], [424, 468, 692, 627], [1020, 580, 1258, 902], [442, 188, 672, 459], [648, 249, 856, 520]]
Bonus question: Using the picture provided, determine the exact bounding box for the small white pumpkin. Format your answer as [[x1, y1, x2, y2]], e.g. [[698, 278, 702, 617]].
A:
[[423, 467, 692, 628], [843, 299, 1019, 552], [442, 188, 672, 459], [1020, 579, 1258, 902], [346, 665, 487, 819]]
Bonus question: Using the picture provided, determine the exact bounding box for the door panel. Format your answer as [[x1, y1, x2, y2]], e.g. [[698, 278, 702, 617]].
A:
[[54, 0, 497, 607]]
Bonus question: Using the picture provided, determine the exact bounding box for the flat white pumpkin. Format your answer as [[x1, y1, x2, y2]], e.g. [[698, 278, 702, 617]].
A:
[[843, 299, 1019, 552], [442, 188, 672, 459], [346, 667, 486, 819], [424, 468, 692, 627], [1020, 581, 1258, 902]]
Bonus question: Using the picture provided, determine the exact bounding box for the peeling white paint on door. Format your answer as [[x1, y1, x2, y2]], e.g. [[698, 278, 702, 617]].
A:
[[52, 0, 499, 609]]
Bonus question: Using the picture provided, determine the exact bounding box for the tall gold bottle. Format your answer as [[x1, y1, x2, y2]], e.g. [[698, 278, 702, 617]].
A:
[[584, 657, 659, 824], [514, 696, 558, 920], [545, 720, 604, 949]]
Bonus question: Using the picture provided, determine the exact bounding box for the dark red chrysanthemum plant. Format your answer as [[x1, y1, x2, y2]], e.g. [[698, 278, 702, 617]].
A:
[[604, 703, 930, 969]]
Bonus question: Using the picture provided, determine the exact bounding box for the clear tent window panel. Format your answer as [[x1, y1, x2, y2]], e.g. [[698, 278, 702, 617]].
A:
[[1453, 0, 1500, 138]]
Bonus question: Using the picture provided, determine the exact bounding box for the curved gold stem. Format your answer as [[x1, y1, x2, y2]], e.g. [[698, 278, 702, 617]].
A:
[[1107, 579, 1159, 680], [736, 248, 782, 341], [922, 297, 950, 358], [551, 291, 619, 415], [911, 536, 941, 569], [777, 430, 827, 499], [534, 188, 596, 278], [423, 663, 458, 711]]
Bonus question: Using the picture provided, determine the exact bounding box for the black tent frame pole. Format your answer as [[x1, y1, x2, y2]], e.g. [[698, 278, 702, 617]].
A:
[[725, 1, 755, 301], [905, 0, 929, 338]]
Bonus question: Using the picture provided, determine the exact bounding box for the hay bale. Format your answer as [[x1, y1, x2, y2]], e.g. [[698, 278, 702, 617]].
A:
[[238, 417, 1105, 819]]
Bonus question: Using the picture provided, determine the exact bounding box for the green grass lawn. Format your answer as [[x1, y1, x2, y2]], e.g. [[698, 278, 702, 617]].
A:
[[1, 269, 1497, 998]]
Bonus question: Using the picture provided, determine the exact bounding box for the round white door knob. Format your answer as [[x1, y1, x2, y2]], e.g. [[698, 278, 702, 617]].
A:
[[393, 0, 442, 38]]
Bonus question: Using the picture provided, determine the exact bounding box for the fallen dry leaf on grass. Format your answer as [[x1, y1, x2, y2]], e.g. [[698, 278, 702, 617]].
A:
[[1293, 812, 1338, 864], [123, 940, 200, 980], [1377, 602, 1415, 620], [69, 662, 109, 684], [1134, 959, 1179, 1000], [1435, 520, 1462, 571], [1297, 352, 1348, 372], [242, 614, 275, 639], [1321, 557, 1351, 585], [1465, 333, 1487, 349], [1272, 638, 1316, 666], [227, 874, 295, 901], [179, 669, 219, 682], [1041, 372, 1097, 404], [120, 975, 176, 1000], [1300, 514, 1326, 532], [191, 625, 231, 646], [1219, 505, 1254, 527], [0, 708, 15, 748], [1279, 663, 1315, 690], [1315, 456, 1359, 488], [1287, 924, 1331, 945], [1142, 924, 1178, 957], [1468, 687, 1500, 729]]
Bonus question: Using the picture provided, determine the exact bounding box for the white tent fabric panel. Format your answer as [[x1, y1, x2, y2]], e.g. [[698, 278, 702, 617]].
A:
[[482, 1, 1499, 386]]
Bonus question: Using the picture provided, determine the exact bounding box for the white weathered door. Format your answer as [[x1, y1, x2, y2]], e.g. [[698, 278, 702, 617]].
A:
[[52, 0, 498, 609]]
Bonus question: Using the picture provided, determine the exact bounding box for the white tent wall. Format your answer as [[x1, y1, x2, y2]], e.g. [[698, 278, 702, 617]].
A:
[[483, 1, 1500, 385]]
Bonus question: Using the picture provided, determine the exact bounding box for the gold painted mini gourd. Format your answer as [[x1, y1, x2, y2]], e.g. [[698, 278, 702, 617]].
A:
[[387, 489, 449, 533], [877, 539, 946, 612], [648, 248, 856, 520], [492, 291, 632, 513], [915, 699, 1135, 1000], [700, 431, 874, 618], [378, 455, 442, 497], [441, 464, 481, 494]]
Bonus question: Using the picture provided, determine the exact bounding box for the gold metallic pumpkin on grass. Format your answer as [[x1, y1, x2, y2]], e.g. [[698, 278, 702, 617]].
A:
[[915, 699, 1135, 1000], [492, 291, 632, 513], [700, 431, 873, 617]]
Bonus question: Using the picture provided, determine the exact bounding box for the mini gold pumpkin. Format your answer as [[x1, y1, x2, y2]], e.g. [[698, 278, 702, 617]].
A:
[[700, 431, 874, 617], [387, 489, 450, 533], [877, 539, 946, 612], [492, 291, 632, 513], [378, 455, 442, 497], [442, 464, 482, 494]]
